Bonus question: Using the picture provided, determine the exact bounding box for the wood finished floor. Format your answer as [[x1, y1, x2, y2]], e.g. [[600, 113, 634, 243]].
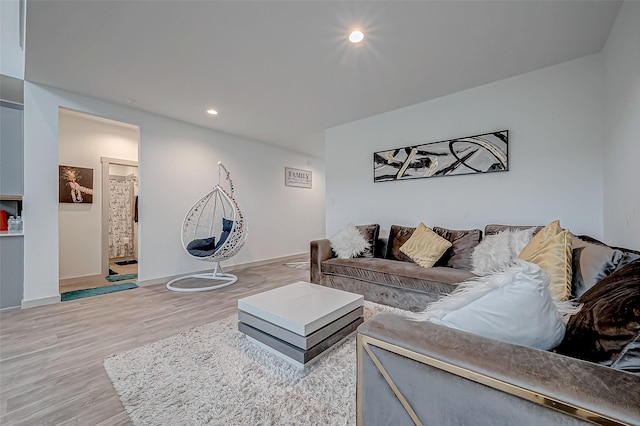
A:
[[0, 257, 309, 425]]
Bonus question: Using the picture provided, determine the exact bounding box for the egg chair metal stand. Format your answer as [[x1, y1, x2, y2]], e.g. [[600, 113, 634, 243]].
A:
[[166, 162, 247, 292]]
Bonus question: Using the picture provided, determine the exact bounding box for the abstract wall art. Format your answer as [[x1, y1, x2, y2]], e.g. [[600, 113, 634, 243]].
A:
[[373, 130, 509, 182]]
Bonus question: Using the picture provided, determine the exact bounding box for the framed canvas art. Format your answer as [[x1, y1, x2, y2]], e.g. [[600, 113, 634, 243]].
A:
[[374, 130, 509, 182], [59, 165, 94, 203]]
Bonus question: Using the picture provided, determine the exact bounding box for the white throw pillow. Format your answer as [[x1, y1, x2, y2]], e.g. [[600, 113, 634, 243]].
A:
[[412, 260, 577, 350], [329, 224, 370, 259], [471, 228, 535, 275]]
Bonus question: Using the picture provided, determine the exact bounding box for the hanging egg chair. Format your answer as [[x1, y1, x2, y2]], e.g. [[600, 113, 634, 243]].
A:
[[166, 162, 247, 292]]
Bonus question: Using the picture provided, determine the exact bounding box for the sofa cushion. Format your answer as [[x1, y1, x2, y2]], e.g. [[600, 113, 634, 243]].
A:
[[321, 257, 473, 295], [214, 217, 234, 252], [412, 260, 569, 350], [356, 224, 380, 258], [186, 236, 217, 257], [385, 225, 416, 262], [399, 223, 452, 268], [433, 227, 482, 270], [571, 235, 624, 298], [518, 220, 573, 302], [555, 259, 640, 374]]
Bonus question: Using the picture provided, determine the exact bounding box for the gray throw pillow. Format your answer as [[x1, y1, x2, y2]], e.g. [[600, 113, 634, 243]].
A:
[[355, 224, 380, 258], [571, 235, 624, 298], [432, 227, 482, 270], [616, 251, 640, 271], [385, 225, 416, 262]]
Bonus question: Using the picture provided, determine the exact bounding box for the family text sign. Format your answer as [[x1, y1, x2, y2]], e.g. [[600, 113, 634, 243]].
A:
[[285, 167, 312, 189]]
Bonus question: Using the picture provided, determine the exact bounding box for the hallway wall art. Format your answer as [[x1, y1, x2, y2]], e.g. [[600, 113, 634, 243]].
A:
[[59, 165, 94, 203]]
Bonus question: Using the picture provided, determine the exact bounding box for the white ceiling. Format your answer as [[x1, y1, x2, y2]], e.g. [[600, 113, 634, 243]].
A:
[[24, 1, 621, 158]]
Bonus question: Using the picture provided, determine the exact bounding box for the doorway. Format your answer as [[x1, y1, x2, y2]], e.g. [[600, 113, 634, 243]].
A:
[[57, 108, 140, 295], [101, 158, 138, 279]]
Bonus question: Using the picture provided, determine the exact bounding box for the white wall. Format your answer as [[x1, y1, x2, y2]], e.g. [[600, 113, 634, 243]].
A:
[[326, 55, 604, 239], [1, 0, 25, 79], [602, 1, 640, 250], [23, 83, 325, 306], [139, 116, 325, 282], [58, 110, 138, 279]]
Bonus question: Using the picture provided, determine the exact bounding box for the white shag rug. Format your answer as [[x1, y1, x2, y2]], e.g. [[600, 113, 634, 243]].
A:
[[104, 301, 407, 425]]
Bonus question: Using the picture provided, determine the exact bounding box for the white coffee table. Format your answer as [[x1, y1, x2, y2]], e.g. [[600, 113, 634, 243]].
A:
[[238, 281, 364, 366]]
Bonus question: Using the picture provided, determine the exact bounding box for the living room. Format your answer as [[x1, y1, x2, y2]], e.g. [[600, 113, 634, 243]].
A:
[[1, 1, 639, 424]]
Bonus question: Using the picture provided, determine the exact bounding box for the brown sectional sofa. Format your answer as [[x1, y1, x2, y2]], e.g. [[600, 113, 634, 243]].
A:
[[357, 311, 640, 425], [311, 223, 534, 311], [311, 237, 474, 311], [310, 223, 640, 425]]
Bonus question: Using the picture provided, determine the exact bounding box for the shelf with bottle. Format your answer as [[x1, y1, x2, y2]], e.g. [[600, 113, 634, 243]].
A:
[[0, 195, 24, 237], [0, 231, 23, 237]]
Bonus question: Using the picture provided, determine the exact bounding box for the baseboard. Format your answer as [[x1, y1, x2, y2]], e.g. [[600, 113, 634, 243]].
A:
[[225, 253, 307, 271], [137, 253, 307, 287], [59, 273, 103, 285], [21, 294, 61, 309], [0, 305, 21, 312]]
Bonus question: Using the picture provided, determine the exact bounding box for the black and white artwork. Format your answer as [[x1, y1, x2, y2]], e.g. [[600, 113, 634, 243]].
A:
[[373, 130, 509, 182]]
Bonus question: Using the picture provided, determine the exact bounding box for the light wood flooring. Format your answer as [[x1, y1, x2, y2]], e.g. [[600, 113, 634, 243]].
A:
[[0, 256, 309, 425]]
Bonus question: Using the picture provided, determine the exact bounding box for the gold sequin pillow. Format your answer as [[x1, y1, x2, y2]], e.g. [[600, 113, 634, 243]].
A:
[[400, 223, 452, 268], [518, 220, 573, 301]]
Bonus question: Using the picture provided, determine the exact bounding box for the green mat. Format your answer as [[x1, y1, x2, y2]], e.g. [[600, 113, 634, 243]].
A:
[[61, 282, 138, 301], [105, 273, 138, 282]]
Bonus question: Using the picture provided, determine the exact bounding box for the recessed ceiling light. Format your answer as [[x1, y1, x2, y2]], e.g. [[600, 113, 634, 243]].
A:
[[207, 109, 218, 115], [349, 30, 364, 43]]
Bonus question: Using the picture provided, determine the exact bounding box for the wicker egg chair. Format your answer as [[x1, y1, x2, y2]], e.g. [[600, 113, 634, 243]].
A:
[[166, 162, 247, 292]]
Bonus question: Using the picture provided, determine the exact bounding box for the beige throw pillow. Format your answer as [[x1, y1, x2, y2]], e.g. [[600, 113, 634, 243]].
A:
[[518, 220, 573, 301], [400, 223, 452, 268]]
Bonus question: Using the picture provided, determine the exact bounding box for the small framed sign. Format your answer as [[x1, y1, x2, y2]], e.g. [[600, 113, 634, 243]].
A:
[[285, 167, 312, 189]]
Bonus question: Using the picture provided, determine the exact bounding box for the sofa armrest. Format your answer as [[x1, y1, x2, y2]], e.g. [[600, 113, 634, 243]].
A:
[[310, 239, 334, 284], [357, 313, 640, 426]]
